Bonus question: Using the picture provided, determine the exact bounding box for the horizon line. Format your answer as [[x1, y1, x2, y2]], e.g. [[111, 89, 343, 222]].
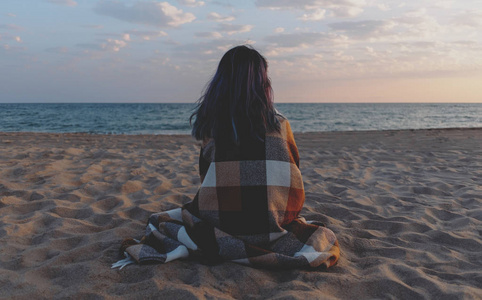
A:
[[0, 101, 481, 104]]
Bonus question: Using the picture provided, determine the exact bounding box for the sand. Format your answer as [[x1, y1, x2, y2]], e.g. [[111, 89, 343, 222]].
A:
[[0, 129, 481, 299]]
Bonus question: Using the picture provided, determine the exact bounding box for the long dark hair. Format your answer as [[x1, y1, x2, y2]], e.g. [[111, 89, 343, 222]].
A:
[[190, 45, 280, 143]]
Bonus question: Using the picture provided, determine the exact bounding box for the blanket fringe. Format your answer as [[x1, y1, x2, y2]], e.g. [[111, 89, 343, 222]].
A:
[[112, 252, 135, 270]]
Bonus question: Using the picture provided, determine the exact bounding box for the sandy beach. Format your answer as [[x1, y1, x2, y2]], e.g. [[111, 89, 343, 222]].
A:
[[0, 129, 481, 299]]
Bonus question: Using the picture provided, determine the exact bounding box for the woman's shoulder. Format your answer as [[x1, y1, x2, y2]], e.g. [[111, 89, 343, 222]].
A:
[[264, 113, 293, 141], [274, 111, 289, 127], [274, 109, 287, 120], [276, 110, 295, 128]]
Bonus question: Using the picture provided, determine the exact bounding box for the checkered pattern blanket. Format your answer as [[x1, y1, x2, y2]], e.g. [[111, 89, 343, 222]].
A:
[[113, 118, 340, 269]]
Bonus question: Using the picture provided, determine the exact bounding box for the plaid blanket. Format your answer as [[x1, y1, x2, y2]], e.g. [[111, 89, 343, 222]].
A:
[[113, 118, 340, 269]]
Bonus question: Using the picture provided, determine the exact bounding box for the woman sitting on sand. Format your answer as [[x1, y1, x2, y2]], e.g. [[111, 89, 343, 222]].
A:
[[113, 45, 340, 269]]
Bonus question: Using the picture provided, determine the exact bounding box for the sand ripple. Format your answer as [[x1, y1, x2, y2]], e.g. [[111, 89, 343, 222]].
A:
[[0, 130, 481, 299]]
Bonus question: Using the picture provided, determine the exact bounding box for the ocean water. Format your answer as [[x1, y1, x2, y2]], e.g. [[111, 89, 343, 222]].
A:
[[0, 103, 480, 134]]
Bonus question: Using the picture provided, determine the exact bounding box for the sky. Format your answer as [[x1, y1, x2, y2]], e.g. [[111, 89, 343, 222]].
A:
[[1, 0, 482, 103]]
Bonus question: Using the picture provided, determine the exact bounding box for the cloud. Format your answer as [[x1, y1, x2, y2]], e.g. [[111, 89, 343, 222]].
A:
[[211, 1, 234, 8], [45, 46, 70, 54], [299, 9, 326, 21], [1, 42, 27, 52], [76, 38, 128, 52], [77, 28, 168, 54], [450, 10, 482, 28], [125, 29, 168, 40], [47, 0, 78, 7], [217, 24, 253, 35], [263, 32, 350, 57], [122, 33, 131, 41], [76, 43, 104, 51], [94, 1, 196, 27], [256, 0, 318, 10], [255, 0, 366, 18], [392, 8, 442, 38], [170, 39, 254, 64], [0, 24, 23, 30], [265, 32, 347, 48], [330, 2, 364, 17], [104, 39, 127, 52], [0, 32, 24, 44], [376, 3, 390, 11], [255, 0, 364, 11], [427, 0, 454, 9], [195, 32, 223, 39], [274, 27, 284, 33], [6, 13, 16, 17], [451, 40, 481, 48], [177, 0, 205, 7], [329, 20, 396, 39], [82, 24, 104, 29], [206, 12, 235, 22]]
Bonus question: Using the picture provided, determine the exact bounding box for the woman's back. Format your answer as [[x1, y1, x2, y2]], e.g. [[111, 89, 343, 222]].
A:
[[186, 116, 304, 245]]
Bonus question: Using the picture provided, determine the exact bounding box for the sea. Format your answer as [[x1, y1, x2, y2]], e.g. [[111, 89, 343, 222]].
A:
[[0, 103, 480, 134]]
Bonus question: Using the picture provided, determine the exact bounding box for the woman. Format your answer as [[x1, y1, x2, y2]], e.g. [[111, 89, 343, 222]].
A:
[[113, 45, 340, 269]]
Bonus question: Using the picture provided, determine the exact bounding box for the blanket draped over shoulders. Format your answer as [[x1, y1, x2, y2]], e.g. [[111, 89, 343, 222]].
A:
[[113, 118, 340, 269]]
